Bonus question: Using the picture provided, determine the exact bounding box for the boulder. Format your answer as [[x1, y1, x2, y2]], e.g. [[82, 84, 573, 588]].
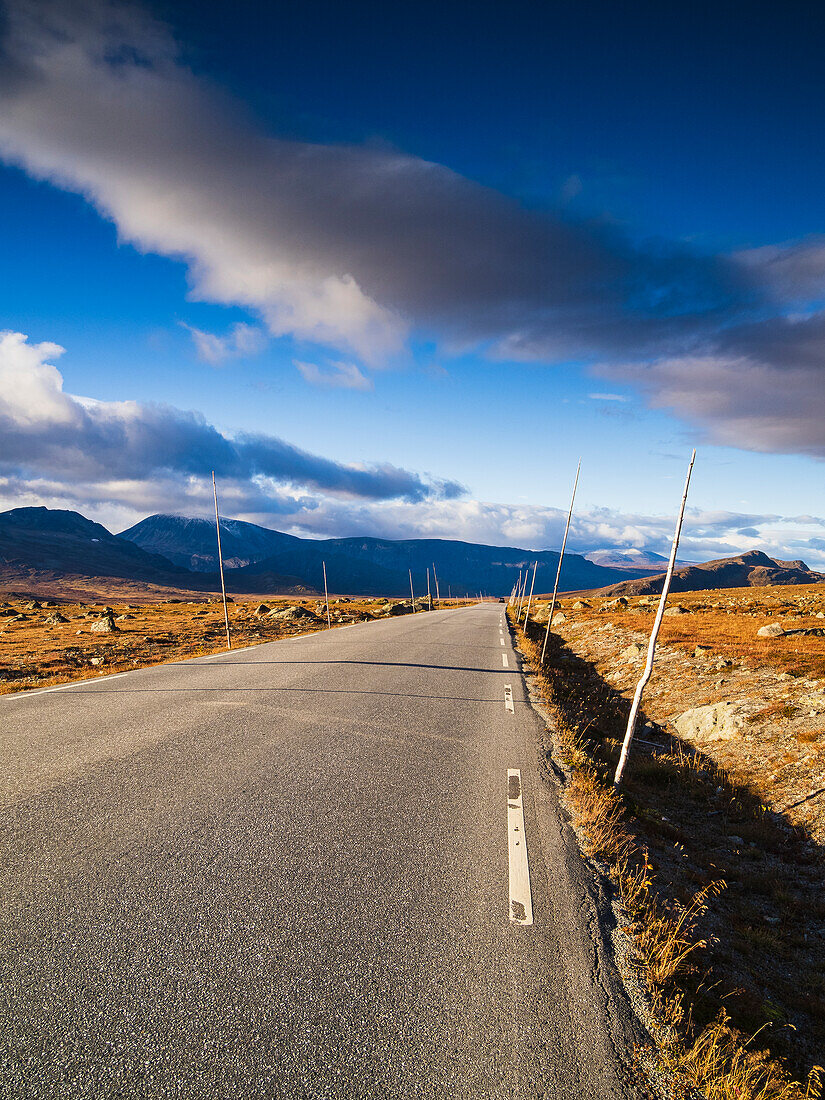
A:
[[663, 605, 688, 616], [388, 603, 413, 616], [268, 605, 318, 621], [90, 614, 119, 633], [253, 604, 271, 616], [46, 613, 69, 624], [572, 600, 590, 610], [693, 645, 712, 658], [757, 622, 787, 638], [551, 612, 566, 625], [674, 702, 746, 743], [621, 642, 645, 661]]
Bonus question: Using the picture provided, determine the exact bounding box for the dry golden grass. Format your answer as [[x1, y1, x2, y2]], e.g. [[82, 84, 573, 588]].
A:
[[510, 609, 823, 1100], [0, 594, 457, 694]]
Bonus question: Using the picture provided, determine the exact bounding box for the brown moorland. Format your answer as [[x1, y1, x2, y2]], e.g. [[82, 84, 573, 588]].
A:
[[515, 584, 825, 1098], [0, 593, 456, 696]]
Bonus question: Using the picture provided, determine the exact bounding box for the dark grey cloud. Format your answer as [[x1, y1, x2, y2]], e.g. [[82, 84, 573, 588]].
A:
[[0, 331, 463, 502], [1, 0, 824, 463], [0, 0, 756, 369]]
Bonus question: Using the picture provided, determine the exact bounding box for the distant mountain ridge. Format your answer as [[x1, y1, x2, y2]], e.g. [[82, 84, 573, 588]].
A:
[[119, 512, 639, 596], [119, 514, 301, 571], [596, 549, 825, 596], [0, 507, 189, 583], [585, 547, 694, 571]]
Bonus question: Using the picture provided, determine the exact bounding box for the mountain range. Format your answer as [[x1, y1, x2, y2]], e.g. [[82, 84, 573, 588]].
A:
[[597, 549, 825, 595], [0, 508, 650, 598], [120, 513, 641, 596], [3, 508, 821, 600]]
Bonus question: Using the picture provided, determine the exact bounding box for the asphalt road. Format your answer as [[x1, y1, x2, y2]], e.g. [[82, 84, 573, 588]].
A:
[[0, 604, 643, 1098]]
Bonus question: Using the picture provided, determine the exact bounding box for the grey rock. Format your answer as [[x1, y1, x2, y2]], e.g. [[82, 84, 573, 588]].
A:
[[674, 702, 746, 743], [757, 622, 786, 638]]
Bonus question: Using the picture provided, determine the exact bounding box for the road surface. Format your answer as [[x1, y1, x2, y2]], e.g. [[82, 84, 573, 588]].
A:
[[0, 604, 643, 1098]]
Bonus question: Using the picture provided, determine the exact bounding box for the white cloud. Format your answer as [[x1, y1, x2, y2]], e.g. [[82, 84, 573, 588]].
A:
[[294, 360, 373, 391], [0, 331, 463, 502], [181, 322, 266, 364], [588, 392, 628, 402]]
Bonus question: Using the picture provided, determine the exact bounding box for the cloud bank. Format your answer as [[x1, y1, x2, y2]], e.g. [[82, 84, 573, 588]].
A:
[[0, 0, 754, 371], [0, 331, 463, 502]]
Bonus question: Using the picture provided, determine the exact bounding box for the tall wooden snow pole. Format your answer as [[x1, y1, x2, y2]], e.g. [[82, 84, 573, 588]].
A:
[[522, 561, 538, 625], [517, 570, 527, 618], [432, 563, 440, 606], [540, 460, 581, 664], [322, 561, 331, 629], [211, 471, 231, 651], [427, 568, 432, 610], [409, 569, 416, 612], [614, 449, 696, 787], [514, 569, 523, 608]]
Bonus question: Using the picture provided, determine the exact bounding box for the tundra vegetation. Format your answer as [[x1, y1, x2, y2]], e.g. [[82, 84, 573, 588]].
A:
[[515, 583, 825, 1100], [0, 594, 454, 695]]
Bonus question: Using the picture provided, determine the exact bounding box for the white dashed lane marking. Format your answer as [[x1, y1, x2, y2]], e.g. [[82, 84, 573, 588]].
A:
[[504, 684, 514, 713], [502, 653, 509, 668], [507, 769, 533, 925]]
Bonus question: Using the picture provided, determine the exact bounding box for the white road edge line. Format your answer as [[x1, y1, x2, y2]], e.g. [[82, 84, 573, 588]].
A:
[[502, 653, 509, 668], [504, 684, 514, 712], [507, 769, 533, 925]]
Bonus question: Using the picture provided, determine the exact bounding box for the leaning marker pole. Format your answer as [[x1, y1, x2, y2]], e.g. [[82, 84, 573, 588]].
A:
[[522, 561, 538, 625], [614, 449, 696, 787], [322, 560, 332, 629], [432, 563, 441, 606], [409, 569, 416, 612], [541, 460, 581, 664], [211, 470, 231, 651]]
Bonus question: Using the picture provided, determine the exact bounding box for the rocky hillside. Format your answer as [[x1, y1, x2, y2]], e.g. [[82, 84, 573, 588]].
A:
[[595, 549, 825, 596], [0, 508, 190, 583], [119, 514, 301, 571], [119, 512, 642, 597]]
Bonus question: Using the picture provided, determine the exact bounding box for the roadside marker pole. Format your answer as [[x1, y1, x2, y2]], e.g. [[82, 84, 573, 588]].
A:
[[614, 450, 696, 787], [517, 570, 528, 617], [540, 460, 581, 664], [511, 570, 521, 608], [522, 561, 538, 625], [427, 568, 432, 610], [409, 569, 417, 612], [322, 560, 331, 629], [211, 470, 231, 651], [432, 563, 441, 606]]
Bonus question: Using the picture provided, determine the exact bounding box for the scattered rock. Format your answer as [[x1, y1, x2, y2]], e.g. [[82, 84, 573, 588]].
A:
[[268, 605, 318, 621], [388, 603, 414, 616], [89, 657, 105, 667], [552, 612, 566, 625], [253, 604, 271, 616], [572, 600, 590, 610], [694, 645, 712, 658], [90, 613, 119, 633], [663, 605, 688, 616], [25, 601, 41, 610], [674, 702, 746, 743], [621, 642, 646, 661], [46, 613, 69, 624], [757, 622, 787, 638]]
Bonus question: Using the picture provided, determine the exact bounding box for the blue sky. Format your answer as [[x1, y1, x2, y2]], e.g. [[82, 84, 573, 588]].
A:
[[1, 0, 825, 565]]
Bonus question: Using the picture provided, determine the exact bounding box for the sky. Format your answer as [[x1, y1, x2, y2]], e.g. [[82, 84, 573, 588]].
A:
[[1, 0, 825, 565]]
